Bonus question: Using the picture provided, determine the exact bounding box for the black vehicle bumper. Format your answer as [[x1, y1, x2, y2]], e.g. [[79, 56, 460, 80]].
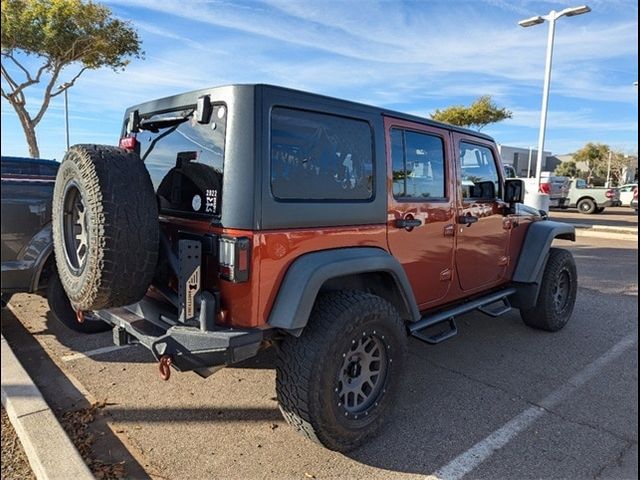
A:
[[94, 297, 265, 376]]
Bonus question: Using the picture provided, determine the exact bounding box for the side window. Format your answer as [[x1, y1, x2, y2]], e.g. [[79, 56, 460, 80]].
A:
[[270, 108, 373, 201], [391, 128, 446, 200], [459, 142, 500, 200]]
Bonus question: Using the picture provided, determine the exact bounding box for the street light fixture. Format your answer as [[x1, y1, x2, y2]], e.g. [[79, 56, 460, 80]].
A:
[[519, 5, 591, 187], [518, 16, 544, 27]]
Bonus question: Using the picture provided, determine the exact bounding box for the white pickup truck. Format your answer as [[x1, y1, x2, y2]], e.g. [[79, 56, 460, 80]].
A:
[[503, 165, 569, 209], [564, 178, 621, 214]]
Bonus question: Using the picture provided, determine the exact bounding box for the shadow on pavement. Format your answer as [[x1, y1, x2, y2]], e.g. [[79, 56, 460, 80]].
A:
[[1, 309, 151, 479], [106, 405, 283, 423]]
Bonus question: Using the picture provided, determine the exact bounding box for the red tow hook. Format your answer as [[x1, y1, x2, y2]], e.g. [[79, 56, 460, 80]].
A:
[[158, 355, 173, 381], [76, 310, 85, 324]]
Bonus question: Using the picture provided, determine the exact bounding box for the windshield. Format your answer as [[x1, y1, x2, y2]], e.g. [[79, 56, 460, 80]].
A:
[[135, 104, 227, 218]]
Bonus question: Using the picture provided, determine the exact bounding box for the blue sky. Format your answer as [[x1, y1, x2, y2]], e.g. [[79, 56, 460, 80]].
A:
[[1, 0, 638, 161]]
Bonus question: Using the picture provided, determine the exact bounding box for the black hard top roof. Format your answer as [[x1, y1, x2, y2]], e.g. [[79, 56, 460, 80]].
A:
[[128, 83, 495, 142]]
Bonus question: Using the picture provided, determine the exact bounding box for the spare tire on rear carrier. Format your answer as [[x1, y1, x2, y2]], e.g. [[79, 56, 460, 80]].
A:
[[52, 144, 159, 311]]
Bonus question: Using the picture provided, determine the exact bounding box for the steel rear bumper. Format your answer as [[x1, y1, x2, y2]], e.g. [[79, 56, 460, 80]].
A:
[[94, 298, 265, 376]]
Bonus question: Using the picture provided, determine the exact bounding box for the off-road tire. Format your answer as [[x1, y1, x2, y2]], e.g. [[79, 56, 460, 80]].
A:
[[520, 248, 577, 332], [577, 198, 597, 214], [47, 273, 111, 333], [276, 291, 408, 452], [52, 145, 159, 311]]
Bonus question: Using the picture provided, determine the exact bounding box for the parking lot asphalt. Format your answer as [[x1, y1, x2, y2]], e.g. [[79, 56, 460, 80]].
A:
[[1, 235, 637, 480]]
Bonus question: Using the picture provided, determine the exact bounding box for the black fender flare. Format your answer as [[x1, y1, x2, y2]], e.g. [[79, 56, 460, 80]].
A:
[[267, 247, 420, 335], [511, 220, 575, 309]]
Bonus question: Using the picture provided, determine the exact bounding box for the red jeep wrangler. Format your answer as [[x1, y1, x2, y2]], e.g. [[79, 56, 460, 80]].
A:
[[51, 84, 577, 452]]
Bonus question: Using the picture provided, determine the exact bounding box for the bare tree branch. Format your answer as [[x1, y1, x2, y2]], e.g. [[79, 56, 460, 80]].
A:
[[0, 62, 20, 92], [33, 62, 50, 83], [1, 59, 52, 101], [4, 53, 34, 83], [51, 67, 88, 98], [0, 85, 9, 100], [32, 65, 62, 126], [61, 36, 91, 63]]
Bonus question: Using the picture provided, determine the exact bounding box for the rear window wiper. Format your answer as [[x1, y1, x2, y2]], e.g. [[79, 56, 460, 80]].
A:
[[139, 109, 194, 162], [139, 114, 190, 133]]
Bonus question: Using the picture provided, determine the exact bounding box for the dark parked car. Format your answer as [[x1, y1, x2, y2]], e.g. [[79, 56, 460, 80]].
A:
[[1, 156, 110, 332]]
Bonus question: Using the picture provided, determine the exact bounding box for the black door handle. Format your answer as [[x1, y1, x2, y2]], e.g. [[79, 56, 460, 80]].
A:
[[458, 215, 479, 226], [395, 218, 422, 229]]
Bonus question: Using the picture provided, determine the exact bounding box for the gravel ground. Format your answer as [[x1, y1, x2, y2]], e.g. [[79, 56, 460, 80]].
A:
[[1, 407, 35, 480]]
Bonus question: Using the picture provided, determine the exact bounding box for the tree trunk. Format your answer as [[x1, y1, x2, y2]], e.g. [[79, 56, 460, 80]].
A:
[[13, 103, 40, 158], [23, 122, 40, 158]]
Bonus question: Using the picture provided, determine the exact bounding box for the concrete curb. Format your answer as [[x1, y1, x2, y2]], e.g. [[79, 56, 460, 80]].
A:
[[568, 223, 638, 241], [1, 334, 94, 480]]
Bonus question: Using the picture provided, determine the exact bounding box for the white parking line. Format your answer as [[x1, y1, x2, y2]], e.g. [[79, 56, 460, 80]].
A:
[[432, 334, 637, 480], [61, 344, 132, 362]]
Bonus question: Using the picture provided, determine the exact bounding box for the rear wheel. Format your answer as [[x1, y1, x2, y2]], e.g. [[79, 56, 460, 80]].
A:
[[520, 248, 577, 332], [276, 291, 408, 452], [52, 145, 159, 311], [577, 198, 597, 214]]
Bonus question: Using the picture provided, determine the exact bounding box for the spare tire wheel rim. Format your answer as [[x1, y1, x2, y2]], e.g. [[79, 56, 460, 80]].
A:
[[337, 332, 389, 418], [61, 181, 89, 275]]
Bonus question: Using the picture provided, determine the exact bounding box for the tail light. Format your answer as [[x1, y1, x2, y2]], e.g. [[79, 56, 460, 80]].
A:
[[218, 236, 250, 282], [119, 136, 137, 150], [605, 189, 615, 199], [634, 188, 638, 200], [539, 182, 551, 194]]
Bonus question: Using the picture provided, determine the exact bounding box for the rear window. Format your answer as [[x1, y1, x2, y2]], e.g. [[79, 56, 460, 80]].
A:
[[270, 107, 374, 201], [135, 105, 227, 217]]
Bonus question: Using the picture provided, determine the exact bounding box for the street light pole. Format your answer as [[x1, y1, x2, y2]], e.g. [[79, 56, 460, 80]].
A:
[[519, 5, 591, 188], [63, 88, 70, 151], [57, 82, 71, 151], [533, 13, 557, 187]]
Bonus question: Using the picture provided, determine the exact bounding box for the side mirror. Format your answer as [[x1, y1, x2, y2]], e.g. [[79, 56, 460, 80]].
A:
[[195, 95, 212, 124], [504, 179, 525, 204]]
